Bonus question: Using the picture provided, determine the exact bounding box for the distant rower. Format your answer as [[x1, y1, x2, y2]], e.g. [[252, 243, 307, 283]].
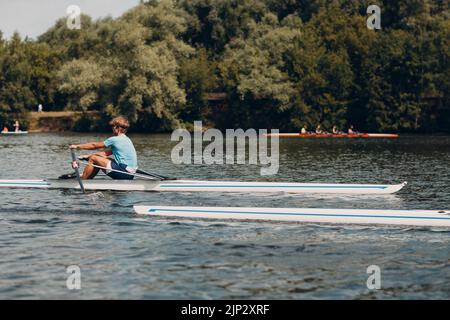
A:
[[301, 124, 308, 134], [332, 126, 345, 134], [348, 125, 356, 134], [316, 124, 325, 134], [69, 116, 138, 180], [14, 121, 20, 132]]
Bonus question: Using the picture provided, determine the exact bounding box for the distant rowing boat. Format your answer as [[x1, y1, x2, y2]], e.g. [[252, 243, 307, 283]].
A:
[[1, 131, 28, 135], [0, 179, 407, 194], [264, 133, 399, 138], [134, 206, 450, 227]]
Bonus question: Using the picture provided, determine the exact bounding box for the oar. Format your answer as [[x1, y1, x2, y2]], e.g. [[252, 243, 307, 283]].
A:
[[70, 149, 85, 193], [135, 169, 174, 181], [77, 157, 175, 181], [78, 162, 158, 180]]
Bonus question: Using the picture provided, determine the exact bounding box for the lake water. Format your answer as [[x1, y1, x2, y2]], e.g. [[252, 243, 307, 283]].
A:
[[0, 133, 449, 299]]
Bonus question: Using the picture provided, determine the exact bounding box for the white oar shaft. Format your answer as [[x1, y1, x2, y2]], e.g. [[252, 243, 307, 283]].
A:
[[79, 161, 157, 180]]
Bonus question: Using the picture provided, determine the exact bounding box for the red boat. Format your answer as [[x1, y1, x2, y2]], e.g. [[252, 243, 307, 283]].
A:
[[264, 133, 399, 138]]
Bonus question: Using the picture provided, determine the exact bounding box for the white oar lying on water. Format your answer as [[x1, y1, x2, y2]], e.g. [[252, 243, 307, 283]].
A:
[[134, 206, 450, 227]]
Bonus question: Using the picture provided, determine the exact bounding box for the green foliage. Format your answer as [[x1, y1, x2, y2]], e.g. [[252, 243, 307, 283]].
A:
[[179, 0, 269, 53], [178, 48, 218, 122], [53, 1, 194, 131], [222, 14, 300, 105], [0, 32, 58, 128], [56, 59, 107, 111], [0, 0, 448, 132]]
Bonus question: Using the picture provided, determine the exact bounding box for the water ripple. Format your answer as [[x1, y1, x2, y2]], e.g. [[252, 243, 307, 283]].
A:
[[0, 134, 449, 299]]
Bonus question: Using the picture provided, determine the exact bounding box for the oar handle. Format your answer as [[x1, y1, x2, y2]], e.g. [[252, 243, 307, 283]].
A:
[[70, 148, 78, 162], [71, 149, 86, 193]]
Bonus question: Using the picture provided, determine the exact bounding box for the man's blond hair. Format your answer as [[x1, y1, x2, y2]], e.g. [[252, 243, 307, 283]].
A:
[[110, 116, 130, 132]]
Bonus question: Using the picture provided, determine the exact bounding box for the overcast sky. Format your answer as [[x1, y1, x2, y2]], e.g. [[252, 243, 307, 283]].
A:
[[0, 0, 140, 39]]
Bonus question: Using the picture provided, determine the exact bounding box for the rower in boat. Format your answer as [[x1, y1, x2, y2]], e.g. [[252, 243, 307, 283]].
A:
[[1, 126, 8, 133], [348, 125, 357, 134], [300, 124, 308, 134], [14, 121, 20, 132], [332, 126, 344, 135], [68, 116, 138, 180], [315, 124, 326, 134]]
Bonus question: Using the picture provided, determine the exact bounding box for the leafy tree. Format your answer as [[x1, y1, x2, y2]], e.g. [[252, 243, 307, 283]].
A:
[[0, 0, 449, 133], [218, 13, 302, 128], [179, 0, 268, 53], [178, 48, 218, 122]]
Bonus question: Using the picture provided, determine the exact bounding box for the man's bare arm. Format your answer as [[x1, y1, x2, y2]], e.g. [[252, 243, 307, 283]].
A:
[[78, 149, 112, 159]]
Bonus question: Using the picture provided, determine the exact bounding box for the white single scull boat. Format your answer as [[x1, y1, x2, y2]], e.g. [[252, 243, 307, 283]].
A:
[[0, 179, 407, 194], [1, 131, 28, 135], [134, 206, 450, 227]]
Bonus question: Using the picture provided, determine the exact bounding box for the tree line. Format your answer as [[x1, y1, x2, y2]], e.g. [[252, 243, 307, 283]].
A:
[[0, 0, 449, 133]]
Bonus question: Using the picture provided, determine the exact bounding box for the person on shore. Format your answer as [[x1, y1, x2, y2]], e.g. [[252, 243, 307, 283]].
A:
[[38, 104, 43, 113], [68, 116, 138, 180]]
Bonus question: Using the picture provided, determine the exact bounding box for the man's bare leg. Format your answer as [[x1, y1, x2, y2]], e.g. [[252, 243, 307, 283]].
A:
[[81, 155, 110, 180]]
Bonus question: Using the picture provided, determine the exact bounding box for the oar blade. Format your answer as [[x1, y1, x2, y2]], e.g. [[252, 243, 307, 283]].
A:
[[71, 149, 86, 193]]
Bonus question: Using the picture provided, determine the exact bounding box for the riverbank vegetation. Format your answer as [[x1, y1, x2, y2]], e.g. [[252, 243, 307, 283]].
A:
[[0, 0, 449, 132]]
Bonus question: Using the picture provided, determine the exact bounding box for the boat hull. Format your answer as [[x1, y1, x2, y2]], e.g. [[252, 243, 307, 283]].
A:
[[0, 179, 406, 194], [134, 206, 450, 227], [264, 133, 399, 138]]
